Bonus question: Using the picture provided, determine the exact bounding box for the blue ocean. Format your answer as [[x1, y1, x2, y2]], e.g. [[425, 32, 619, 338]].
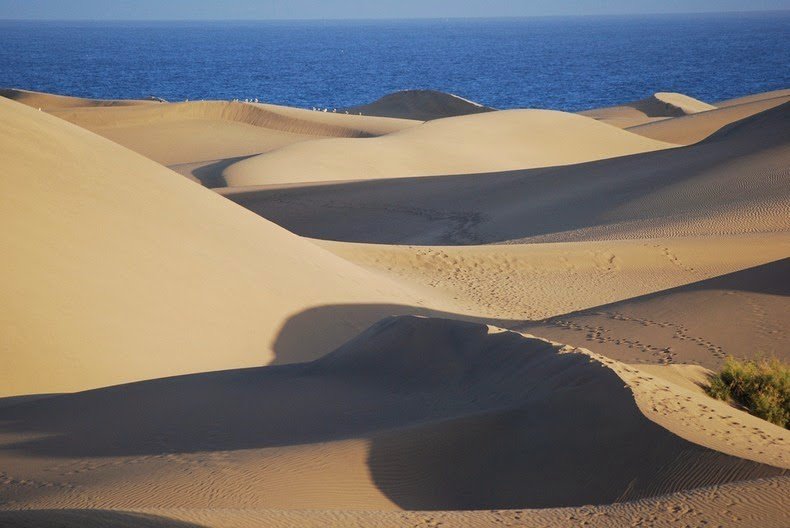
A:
[[0, 12, 788, 111]]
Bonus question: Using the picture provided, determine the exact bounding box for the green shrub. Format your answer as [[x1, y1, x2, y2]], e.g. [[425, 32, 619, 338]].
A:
[[706, 357, 789, 428]]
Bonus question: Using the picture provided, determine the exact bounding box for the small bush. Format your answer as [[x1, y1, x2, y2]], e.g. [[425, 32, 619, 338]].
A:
[[706, 357, 789, 428]]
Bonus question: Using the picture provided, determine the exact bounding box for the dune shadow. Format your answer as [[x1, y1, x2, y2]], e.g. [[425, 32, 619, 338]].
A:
[[2, 254, 786, 461], [222, 102, 788, 245], [172, 154, 257, 188], [364, 385, 784, 509], [0, 308, 785, 510], [0, 307, 516, 459], [221, 154, 670, 245], [669, 257, 790, 296], [270, 303, 518, 366], [0, 393, 62, 409]]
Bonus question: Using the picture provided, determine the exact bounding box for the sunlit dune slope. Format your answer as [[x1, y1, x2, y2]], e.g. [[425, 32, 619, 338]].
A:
[[523, 258, 790, 369], [628, 92, 790, 144], [581, 91, 716, 128], [42, 100, 417, 167], [222, 102, 789, 244], [715, 88, 790, 107], [0, 317, 785, 515], [0, 96, 428, 397], [0, 87, 159, 109], [222, 109, 674, 186], [318, 234, 790, 324]]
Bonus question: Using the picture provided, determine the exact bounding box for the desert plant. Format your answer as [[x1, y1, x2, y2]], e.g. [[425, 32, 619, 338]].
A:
[[706, 357, 789, 428]]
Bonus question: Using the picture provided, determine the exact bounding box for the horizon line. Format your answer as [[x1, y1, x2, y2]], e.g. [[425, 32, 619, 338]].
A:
[[1, 8, 788, 23]]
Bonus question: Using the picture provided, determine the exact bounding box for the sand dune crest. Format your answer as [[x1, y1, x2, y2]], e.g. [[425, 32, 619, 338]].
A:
[[0, 96, 429, 396], [343, 89, 495, 120], [222, 109, 674, 186], [628, 92, 790, 144], [0, 317, 784, 515], [0, 87, 159, 109], [581, 91, 716, 128], [223, 101, 789, 244]]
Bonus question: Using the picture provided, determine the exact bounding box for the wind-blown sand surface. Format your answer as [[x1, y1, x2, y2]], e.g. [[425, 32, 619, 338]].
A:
[[0, 96, 433, 396], [628, 92, 790, 144], [580, 91, 716, 128], [523, 257, 790, 368], [4, 90, 418, 186], [0, 319, 786, 517], [221, 109, 674, 186], [716, 88, 790, 107], [318, 234, 789, 322], [44, 101, 417, 185], [582, 89, 790, 145], [0, 88, 159, 109], [221, 101, 789, 244], [1, 87, 788, 527]]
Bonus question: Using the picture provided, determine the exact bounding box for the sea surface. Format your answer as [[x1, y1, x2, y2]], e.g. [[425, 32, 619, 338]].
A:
[[0, 12, 788, 111]]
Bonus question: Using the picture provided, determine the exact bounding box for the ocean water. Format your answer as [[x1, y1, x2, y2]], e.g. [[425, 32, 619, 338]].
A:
[[0, 12, 788, 111]]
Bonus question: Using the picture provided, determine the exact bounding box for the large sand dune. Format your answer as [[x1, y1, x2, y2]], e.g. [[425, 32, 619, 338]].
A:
[[522, 258, 790, 369], [580, 91, 716, 128], [343, 89, 495, 120], [0, 96, 433, 397], [319, 234, 790, 324], [222, 101, 789, 244], [4, 91, 418, 187], [222, 109, 674, 186], [715, 88, 790, 107], [628, 92, 790, 144], [1, 86, 788, 528], [44, 100, 417, 168], [0, 88, 159, 109], [0, 317, 785, 518]]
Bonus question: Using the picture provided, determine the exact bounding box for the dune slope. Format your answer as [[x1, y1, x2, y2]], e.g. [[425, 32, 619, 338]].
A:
[[0, 317, 785, 515], [627, 92, 790, 144], [318, 234, 790, 326], [0, 96, 432, 397], [222, 101, 789, 244], [42, 101, 417, 168], [581, 91, 716, 128], [343, 89, 495, 120], [222, 109, 674, 186], [0, 88, 158, 110], [522, 258, 790, 369], [715, 88, 790, 108], [2, 479, 788, 528]]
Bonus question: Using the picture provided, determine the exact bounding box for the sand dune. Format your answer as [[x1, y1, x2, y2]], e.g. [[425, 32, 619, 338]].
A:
[[0, 317, 785, 517], [642, 92, 716, 114], [319, 234, 790, 323], [343, 89, 495, 120], [222, 101, 789, 244], [522, 258, 790, 369], [581, 91, 716, 128], [41, 100, 417, 168], [627, 92, 790, 144], [715, 88, 790, 107], [0, 88, 159, 110], [3, 477, 788, 528], [0, 96, 433, 397], [2, 85, 788, 528], [222, 109, 674, 186]]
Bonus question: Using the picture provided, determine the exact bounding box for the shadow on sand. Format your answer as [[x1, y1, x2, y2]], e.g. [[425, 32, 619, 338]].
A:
[[0, 260, 787, 508]]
